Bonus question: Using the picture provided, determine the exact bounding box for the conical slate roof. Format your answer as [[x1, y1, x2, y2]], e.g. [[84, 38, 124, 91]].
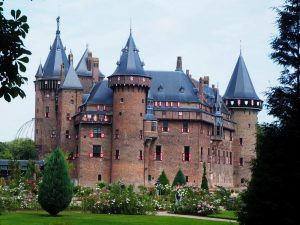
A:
[[75, 47, 105, 78], [43, 17, 69, 77], [111, 31, 149, 77], [35, 63, 43, 77], [61, 63, 83, 90], [223, 54, 260, 100]]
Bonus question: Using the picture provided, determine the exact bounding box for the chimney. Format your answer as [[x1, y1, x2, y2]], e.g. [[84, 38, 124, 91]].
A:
[[176, 56, 182, 71], [212, 84, 215, 89], [186, 69, 190, 77], [203, 76, 209, 85], [87, 51, 92, 71], [68, 51, 73, 65], [60, 63, 65, 82], [199, 77, 205, 102], [92, 57, 99, 84]]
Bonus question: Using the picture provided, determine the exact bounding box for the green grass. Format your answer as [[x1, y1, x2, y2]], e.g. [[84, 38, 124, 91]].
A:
[[208, 211, 237, 220], [0, 211, 237, 225]]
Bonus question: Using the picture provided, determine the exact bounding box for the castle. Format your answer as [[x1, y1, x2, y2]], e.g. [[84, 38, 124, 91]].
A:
[[34, 18, 262, 188]]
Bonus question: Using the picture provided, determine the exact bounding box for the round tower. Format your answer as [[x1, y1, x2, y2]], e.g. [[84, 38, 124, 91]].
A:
[[223, 53, 263, 187], [108, 31, 151, 185]]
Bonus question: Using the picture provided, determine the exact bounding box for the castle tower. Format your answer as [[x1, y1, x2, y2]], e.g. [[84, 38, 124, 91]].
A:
[[34, 17, 69, 157], [57, 53, 83, 153], [223, 53, 263, 187], [108, 31, 151, 185]]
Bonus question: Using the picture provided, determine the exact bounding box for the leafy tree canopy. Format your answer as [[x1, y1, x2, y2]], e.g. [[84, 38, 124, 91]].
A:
[[0, 138, 37, 160], [0, 0, 31, 102]]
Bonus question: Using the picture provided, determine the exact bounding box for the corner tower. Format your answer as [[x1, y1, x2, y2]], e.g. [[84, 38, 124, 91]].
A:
[[223, 53, 263, 187], [108, 31, 151, 185]]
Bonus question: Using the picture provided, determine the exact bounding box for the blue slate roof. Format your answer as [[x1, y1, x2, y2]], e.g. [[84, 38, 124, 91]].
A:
[[146, 70, 199, 103], [43, 18, 69, 77], [76, 48, 105, 78], [85, 80, 113, 105], [111, 32, 149, 77], [223, 54, 260, 100], [61, 63, 83, 90], [35, 63, 43, 77]]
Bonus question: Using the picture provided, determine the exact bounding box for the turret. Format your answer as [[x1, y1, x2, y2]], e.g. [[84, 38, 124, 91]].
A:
[[223, 52, 262, 187], [108, 30, 151, 185]]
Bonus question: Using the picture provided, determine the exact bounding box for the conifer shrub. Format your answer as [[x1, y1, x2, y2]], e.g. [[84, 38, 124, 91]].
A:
[[158, 170, 169, 186], [38, 148, 73, 215], [172, 168, 186, 186], [201, 162, 209, 191]]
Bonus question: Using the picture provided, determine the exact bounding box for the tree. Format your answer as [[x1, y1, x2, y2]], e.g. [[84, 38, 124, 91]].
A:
[[238, 1, 300, 225], [158, 170, 170, 186], [38, 148, 73, 215], [172, 168, 186, 186], [0, 1, 31, 102], [201, 162, 209, 191], [8, 138, 37, 160]]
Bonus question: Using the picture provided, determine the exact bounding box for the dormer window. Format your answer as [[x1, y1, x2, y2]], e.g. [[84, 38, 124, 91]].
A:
[[158, 84, 163, 92], [179, 86, 185, 93]]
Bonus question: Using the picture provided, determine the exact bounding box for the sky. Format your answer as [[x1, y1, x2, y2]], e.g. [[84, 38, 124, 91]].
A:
[[0, 0, 282, 142]]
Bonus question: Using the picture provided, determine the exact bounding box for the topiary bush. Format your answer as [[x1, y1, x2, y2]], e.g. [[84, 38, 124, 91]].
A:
[[172, 168, 186, 186], [38, 148, 73, 215]]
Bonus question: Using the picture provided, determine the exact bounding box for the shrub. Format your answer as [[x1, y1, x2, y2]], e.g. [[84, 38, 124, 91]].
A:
[[172, 168, 186, 186], [201, 162, 209, 191], [38, 148, 73, 215]]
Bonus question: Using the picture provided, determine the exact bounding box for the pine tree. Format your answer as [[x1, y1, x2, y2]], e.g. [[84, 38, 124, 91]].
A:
[[172, 168, 186, 186], [158, 170, 170, 186], [238, 1, 300, 225], [201, 162, 209, 191], [38, 148, 73, 215]]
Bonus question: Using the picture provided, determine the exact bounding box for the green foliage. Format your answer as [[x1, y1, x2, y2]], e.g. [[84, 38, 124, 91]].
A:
[[239, 1, 300, 225], [0, 1, 31, 102], [0, 139, 37, 160], [172, 168, 186, 186], [201, 162, 209, 191], [158, 170, 170, 186], [38, 148, 73, 215]]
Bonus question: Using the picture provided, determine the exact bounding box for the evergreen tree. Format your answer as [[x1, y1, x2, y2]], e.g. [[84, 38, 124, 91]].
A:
[[172, 168, 186, 186], [201, 162, 209, 191], [38, 148, 73, 215], [238, 1, 300, 225], [158, 170, 170, 186]]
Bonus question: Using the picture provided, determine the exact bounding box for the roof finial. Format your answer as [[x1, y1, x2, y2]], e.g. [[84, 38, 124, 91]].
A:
[[240, 40, 242, 56], [86, 43, 89, 50], [56, 16, 60, 35], [130, 17, 132, 35]]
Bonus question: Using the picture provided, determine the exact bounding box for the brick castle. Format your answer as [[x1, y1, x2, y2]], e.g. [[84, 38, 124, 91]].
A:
[[34, 18, 262, 188]]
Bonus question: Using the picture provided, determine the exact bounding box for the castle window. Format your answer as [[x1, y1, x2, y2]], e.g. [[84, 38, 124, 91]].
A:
[[162, 121, 169, 132], [140, 113, 143, 117], [98, 174, 102, 181], [178, 111, 183, 116], [70, 99, 74, 104], [182, 146, 191, 162], [223, 151, 226, 164], [45, 106, 49, 118], [185, 176, 189, 182], [142, 99, 144, 103], [240, 138, 243, 145], [182, 121, 189, 133], [200, 147, 203, 162], [139, 130, 143, 139], [241, 178, 245, 184], [115, 150, 120, 160], [155, 145, 162, 161], [148, 175, 152, 181], [230, 131, 233, 141], [151, 122, 157, 131], [208, 148, 211, 163], [139, 150, 143, 160], [51, 130, 56, 138], [66, 113, 71, 121], [92, 145, 101, 158], [91, 127, 101, 138], [65, 130, 70, 139], [216, 125, 221, 136], [120, 98, 124, 103], [119, 112, 122, 116], [218, 150, 220, 164], [240, 157, 244, 166], [162, 111, 166, 116], [115, 129, 119, 139], [230, 152, 233, 165], [248, 123, 251, 128]]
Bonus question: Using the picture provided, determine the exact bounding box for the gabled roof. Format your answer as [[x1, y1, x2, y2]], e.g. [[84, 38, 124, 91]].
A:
[[43, 17, 69, 77], [85, 80, 113, 105], [35, 63, 43, 77], [111, 32, 149, 77], [223, 54, 260, 100], [60, 63, 83, 90], [146, 70, 199, 103]]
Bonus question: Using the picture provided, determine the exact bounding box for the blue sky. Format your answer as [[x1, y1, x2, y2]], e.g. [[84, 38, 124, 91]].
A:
[[0, 0, 282, 141]]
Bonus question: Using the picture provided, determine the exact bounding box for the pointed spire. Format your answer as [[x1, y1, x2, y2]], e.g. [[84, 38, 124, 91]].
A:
[[223, 54, 260, 100], [61, 63, 83, 90], [35, 63, 43, 77], [43, 17, 69, 77], [111, 31, 148, 77], [240, 40, 242, 56]]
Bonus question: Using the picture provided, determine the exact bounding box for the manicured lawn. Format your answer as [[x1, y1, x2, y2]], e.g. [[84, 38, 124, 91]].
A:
[[0, 211, 236, 225], [208, 211, 237, 220]]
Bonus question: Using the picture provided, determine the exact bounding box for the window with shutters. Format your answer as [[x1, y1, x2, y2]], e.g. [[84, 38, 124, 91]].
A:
[[162, 121, 168, 132], [65, 130, 70, 139], [93, 145, 102, 158], [115, 150, 120, 160], [182, 121, 189, 133], [155, 145, 162, 161]]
